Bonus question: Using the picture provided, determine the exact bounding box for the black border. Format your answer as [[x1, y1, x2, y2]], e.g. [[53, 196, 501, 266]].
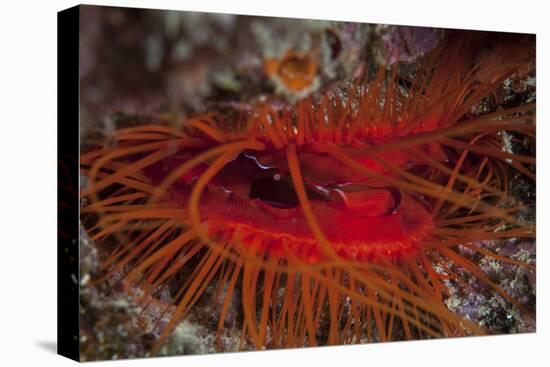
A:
[[57, 5, 80, 362]]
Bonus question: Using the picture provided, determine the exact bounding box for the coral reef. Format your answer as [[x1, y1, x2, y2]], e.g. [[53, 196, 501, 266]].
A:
[[78, 6, 535, 360]]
